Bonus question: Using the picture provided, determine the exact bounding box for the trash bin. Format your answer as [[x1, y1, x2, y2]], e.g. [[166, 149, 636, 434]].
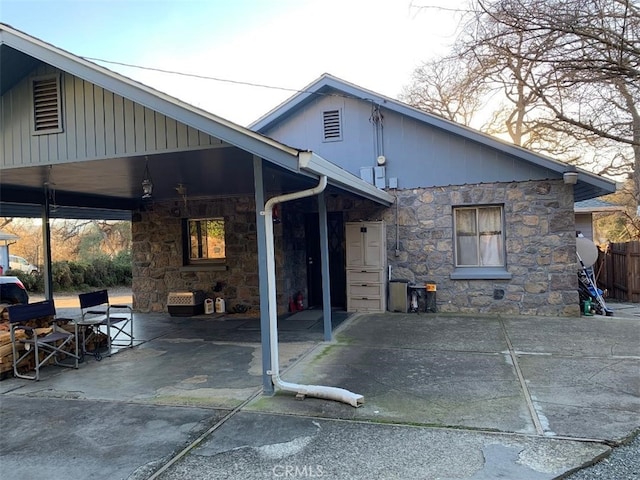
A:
[[425, 283, 437, 313], [389, 279, 409, 312]]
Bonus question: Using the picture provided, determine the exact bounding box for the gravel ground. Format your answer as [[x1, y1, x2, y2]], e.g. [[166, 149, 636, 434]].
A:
[[565, 433, 640, 479]]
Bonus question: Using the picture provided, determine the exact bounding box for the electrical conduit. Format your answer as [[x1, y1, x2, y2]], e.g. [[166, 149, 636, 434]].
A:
[[262, 174, 364, 407]]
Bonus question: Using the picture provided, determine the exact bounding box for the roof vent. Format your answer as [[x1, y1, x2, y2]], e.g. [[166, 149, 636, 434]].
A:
[[322, 109, 342, 141], [32, 75, 62, 133]]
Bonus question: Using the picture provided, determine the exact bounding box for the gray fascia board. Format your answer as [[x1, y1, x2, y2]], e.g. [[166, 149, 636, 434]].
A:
[[572, 170, 617, 194], [299, 152, 393, 206], [574, 206, 624, 213], [1, 26, 300, 174]]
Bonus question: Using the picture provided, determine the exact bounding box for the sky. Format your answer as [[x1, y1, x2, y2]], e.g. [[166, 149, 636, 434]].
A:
[[0, 0, 467, 126]]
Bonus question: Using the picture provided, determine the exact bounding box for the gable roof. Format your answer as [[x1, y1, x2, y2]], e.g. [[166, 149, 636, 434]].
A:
[[251, 73, 617, 202], [0, 26, 393, 213]]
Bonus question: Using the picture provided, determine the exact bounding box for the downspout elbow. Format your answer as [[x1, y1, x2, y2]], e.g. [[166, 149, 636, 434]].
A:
[[262, 173, 364, 407], [264, 175, 328, 213]]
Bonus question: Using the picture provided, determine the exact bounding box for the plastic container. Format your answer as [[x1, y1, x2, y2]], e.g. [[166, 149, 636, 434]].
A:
[[204, 298, 214, 314], [425, 283, 437, 313], [388, 279, 409, 313], [215, 297, 225, 313]]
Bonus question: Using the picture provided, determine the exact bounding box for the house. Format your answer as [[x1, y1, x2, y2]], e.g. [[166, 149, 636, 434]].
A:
[[0, 231, 19, 273], [0, 22, 618, 329], [574, 198, 625, 243], [251, 74, 617, 316]]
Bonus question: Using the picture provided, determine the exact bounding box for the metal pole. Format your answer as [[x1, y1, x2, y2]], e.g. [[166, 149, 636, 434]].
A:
[[318, 192, 332, 341], [253, 156, 273, 395]]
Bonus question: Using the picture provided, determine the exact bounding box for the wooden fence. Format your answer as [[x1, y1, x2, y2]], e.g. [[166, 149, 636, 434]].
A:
[[596, 241, 640, 303]]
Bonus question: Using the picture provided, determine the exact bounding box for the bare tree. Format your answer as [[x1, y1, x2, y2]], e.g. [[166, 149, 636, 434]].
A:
[[464, 0, 639, 196], [0, 218, 13, 230], [408, 0, 638, 204], [400, 55, 488, 127]]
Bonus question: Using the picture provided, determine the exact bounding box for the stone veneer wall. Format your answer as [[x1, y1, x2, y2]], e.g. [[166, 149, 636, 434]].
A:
[[132, 197, 285, 313], [279, 205, 310, 308], [330, 180, 580, 317], [132, 179, 579, 317]]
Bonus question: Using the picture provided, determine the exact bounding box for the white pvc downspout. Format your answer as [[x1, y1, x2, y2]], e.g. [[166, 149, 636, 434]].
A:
[[261, 175, 364, 408]]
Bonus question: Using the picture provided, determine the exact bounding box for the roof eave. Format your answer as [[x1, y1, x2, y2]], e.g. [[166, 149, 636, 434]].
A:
[[1, 23, 302, 173], [299, 152, 394, 206], [251, 74, 618, 199]]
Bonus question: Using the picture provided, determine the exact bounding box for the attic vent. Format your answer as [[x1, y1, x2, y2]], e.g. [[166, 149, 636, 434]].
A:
[[322, 109, 342, 142], [32, 75, 62, 134]]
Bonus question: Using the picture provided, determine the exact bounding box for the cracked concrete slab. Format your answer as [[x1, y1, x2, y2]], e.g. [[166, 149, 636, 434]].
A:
[[1, 311, 637, 479], [156, 412, 610, 480], [247, 344, 536, 433], [0, 395, 224, 480]]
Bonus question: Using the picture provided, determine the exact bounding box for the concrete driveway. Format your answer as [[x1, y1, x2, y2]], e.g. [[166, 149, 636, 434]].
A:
[[0, 308, 638, 479]]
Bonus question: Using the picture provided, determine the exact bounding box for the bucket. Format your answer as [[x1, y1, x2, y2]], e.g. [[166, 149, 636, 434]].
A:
[[204, 298, 214, 314], [425, 283, 437, 313], [215, 297, 225, 313]]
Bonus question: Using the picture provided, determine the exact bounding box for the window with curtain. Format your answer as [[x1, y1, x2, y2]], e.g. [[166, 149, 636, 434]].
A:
[[183, 218, 226, 264], [454, 206, 504, 267]]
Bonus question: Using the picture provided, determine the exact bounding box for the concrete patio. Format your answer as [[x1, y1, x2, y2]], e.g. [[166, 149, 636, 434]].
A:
[[0, 305, 638, 479]]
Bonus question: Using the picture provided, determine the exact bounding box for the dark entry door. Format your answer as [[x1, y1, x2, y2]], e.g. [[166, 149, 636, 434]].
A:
[[305, 212, 346, 308]]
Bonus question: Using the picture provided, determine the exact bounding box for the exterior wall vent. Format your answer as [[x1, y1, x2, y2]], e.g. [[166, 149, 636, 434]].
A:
[[322, 109, 342, 142], [32, 75, 62, 134]]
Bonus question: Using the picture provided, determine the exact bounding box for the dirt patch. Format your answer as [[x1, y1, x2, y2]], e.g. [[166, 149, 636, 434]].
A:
[[30, 287, 132, 308]]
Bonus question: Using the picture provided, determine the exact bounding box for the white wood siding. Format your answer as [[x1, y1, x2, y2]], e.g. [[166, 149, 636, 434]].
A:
[[1, 66, 220, 167]]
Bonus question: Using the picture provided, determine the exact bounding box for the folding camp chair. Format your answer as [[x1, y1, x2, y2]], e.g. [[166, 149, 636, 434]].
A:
[[77, 290, 134, 360], [9, 300, 80, 381]]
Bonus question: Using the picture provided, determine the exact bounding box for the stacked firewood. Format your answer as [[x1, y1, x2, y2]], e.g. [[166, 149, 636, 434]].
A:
[[0, 321, 32, 377], [0, 308, 77, 378]]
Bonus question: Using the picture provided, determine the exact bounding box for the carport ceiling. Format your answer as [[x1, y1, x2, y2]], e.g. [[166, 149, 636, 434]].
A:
[[0, 147, 320, 212]]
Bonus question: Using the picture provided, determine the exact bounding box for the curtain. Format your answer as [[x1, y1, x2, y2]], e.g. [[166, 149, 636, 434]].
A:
[[456, 207, 503, 266], [478, 207, 503, 266], [456, 209, 478, 265]]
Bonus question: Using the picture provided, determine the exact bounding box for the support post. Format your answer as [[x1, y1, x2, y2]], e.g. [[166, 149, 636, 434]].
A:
[[253, 156, 274, 395], [42, 191, 53, 300], [318, 192, 332, 341]]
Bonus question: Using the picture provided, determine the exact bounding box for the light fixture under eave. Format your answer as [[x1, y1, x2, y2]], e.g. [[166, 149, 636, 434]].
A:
[[44, 165, 58, 213], [175, 183, 188, 209], [142, 157, 153, 199], [563, 171, 579, 185]]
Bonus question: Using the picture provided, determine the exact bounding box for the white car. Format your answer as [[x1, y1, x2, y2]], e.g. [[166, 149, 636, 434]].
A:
[[9, 255, 38, 274]]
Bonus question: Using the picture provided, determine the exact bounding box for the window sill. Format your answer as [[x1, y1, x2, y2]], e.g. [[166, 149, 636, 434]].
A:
[[450, 267, 512, 280], [180, 265, 228, 272]]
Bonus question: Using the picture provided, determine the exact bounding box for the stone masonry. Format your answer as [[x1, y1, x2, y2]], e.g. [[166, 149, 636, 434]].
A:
[[329, 179, 580, 317], [132, 179, 580, 317], [132, 196, 285, 313]]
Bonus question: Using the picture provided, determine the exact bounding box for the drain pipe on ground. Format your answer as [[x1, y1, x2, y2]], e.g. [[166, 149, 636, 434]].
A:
[[261, 174, 364, 408]]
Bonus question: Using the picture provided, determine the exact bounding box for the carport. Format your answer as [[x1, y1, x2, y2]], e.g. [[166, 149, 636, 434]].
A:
[[0, 23, 393, 394]]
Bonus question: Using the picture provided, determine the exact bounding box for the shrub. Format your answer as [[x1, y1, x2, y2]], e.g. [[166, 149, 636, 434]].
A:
[[11, 254, 132, 293], [52, 262, 73, 290], [5, 269, 42, 291]]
